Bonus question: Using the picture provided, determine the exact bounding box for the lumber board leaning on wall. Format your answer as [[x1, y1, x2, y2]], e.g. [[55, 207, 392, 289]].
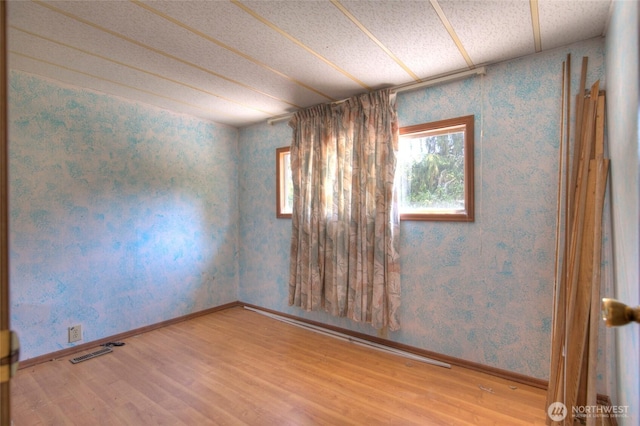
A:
[[546, 54, 609, 426]]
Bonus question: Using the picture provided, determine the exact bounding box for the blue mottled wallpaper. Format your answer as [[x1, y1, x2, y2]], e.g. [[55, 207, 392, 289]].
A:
[[9, 72, 239, 360], [10, 36, 612, 386], [238, 38, 605, 381]]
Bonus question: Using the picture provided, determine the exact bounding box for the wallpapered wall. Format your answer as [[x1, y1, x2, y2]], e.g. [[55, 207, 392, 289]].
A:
[[9, 72, 239, 360], [9, 37, 609, 383], [238, 37, 605, 381]]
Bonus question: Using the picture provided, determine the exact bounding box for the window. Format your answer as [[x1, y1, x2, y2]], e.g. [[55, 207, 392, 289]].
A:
[[397, 115, 474, 222], [276, 146, 293, 218], [278, 115, 474, 221]]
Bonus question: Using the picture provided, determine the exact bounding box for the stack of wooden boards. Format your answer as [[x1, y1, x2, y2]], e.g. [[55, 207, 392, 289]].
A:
[[546, 55, 610, 426]]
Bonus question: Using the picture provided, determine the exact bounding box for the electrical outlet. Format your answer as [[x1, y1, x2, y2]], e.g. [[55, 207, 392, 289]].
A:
[[68, 325, 82, 343]]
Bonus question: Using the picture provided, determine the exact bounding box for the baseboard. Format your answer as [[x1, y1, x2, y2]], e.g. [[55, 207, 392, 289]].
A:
[[241, 303, 549, 389], [19, 299, 612, 406], [22, 300, 546, 388], [18, 301, 242, 369], [240, 304, 617, 410], [16, 299, 618, 422]]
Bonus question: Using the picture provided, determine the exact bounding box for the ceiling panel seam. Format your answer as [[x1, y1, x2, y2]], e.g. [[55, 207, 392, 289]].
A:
[[429, 0, 475, 69], [231, 0, 372, 92], [11, 50, 235, 119], [131, 0, 333, 103], [529, 0, 542, 52], [32, 0, 301, 109], [9, 0, 611, 127], [330, 0, 420, 82], [11, 25, 276, 116]]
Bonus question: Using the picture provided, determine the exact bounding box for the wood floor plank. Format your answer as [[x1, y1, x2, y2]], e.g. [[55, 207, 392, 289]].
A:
[[11, 307, 548, 425]]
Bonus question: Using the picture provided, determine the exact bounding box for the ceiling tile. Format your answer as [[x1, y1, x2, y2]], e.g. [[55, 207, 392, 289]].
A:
[[6, 0, 613, 127], [439, 0, 535, 66], [538, 0, 610, 51], [341, 0, 469, 79], [240, 0, 418, 89], [135, 0, 361, 101]]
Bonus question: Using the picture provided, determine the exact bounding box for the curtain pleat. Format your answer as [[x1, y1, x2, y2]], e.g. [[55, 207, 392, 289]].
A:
[[288, 89, 401, 331]]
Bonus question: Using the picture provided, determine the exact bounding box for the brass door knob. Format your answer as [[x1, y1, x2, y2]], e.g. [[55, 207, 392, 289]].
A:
[[602, 298, 640, 327]]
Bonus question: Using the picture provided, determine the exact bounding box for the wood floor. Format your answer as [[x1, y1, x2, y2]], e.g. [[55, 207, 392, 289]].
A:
[[11, 307, 548, 425]]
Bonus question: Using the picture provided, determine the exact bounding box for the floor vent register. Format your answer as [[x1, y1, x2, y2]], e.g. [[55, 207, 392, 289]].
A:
[[69, 347, 113, 364]]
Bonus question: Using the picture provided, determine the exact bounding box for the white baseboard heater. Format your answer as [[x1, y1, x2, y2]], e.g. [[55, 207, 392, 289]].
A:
[[244, 306, 450, 369]]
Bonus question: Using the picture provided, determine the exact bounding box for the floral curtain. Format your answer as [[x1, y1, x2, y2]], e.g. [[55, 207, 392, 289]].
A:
[[288, 89, 401, 331]]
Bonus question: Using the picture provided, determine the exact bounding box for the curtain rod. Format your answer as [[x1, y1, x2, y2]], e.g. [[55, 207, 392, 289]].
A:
[[266, 66, 486, 125]]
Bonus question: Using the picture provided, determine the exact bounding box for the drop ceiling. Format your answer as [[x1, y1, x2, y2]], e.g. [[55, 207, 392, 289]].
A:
[[7, 0, 611, 128]]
